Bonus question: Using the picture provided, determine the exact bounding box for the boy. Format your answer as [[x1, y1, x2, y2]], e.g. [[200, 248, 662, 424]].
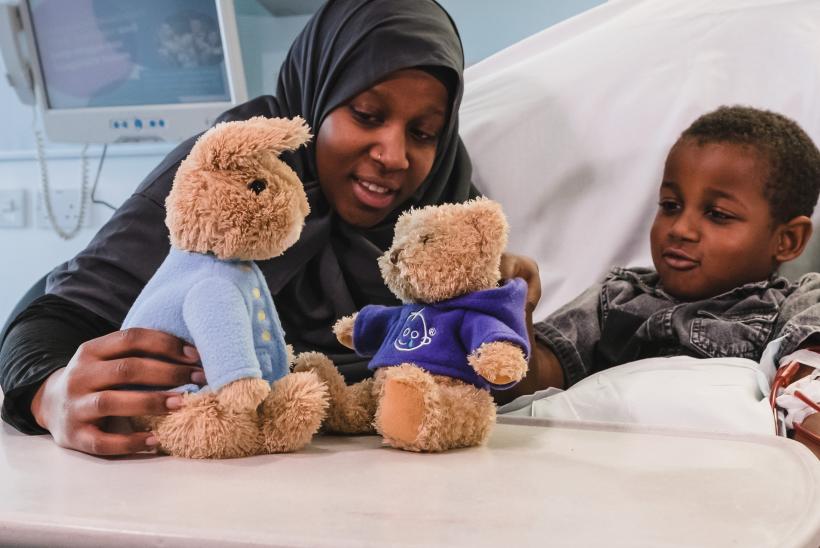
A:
[[519, 105, 820, 455]]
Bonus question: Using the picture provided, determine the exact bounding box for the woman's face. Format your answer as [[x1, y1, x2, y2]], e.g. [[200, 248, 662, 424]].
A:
[[315, 69, 449, 228]]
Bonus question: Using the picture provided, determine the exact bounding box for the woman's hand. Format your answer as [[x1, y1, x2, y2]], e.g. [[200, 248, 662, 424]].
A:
[[31, 328, 205, 456]]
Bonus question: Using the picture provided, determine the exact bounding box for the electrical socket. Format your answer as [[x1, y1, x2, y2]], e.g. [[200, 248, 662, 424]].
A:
[[36, 188, 93, 230], [0, 189, 27, 228]]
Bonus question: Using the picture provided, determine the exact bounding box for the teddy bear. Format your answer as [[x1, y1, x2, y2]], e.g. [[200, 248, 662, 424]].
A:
[[122, 116, 328, 459], [294, 197, 530, 452]]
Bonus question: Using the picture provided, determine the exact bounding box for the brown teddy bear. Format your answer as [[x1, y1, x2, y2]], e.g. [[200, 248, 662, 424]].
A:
[[122, 116, 328, 458], [295, 198, 530, 452]]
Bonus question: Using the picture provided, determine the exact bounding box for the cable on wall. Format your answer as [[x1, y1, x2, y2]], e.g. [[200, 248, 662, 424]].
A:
[[31, 86, 90, 240]]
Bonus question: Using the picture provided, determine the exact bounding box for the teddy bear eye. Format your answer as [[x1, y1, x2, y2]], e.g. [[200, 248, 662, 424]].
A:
[[419, 234, 431, 244], [248, 179, 267, 195]]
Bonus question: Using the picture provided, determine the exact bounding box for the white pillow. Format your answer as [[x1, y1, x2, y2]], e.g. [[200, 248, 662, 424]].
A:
[[461, 0, 820, 320]]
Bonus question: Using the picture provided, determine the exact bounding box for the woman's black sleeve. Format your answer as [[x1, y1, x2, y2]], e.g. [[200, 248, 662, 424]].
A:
[[0, 294, 117, 434]]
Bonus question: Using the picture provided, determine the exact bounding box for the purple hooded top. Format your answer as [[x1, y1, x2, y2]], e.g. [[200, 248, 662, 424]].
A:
[[352, 278, 530, 390]]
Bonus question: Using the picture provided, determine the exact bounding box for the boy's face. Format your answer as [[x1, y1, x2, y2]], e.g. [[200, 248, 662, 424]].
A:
[[650, 139, 781, 300]]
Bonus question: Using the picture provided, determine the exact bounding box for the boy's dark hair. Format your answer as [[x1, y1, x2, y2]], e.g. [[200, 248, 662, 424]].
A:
[[681, 105, 820, 224]]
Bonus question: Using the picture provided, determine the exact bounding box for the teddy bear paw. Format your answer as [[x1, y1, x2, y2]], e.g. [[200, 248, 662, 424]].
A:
[[293, 351, 376, 433], [467, 341, 528, 385], [258, 370, 329, 453], [153, 391, 261, 458], [332, 314, 357, 349]]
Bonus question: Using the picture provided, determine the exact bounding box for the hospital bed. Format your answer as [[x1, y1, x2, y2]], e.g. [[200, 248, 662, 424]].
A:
[[460, 0, 820, 320], [461, 0, 820, 450]]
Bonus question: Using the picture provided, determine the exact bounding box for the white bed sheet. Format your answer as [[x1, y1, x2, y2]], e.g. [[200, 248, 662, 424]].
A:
[[461, 0, 820, 320]]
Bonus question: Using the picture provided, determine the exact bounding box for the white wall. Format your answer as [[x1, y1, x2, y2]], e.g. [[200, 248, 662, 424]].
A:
[[0, 142, 175, 323], [0, 0, 603, 324]]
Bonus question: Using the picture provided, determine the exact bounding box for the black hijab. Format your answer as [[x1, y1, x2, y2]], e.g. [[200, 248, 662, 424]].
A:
[[47, 0, 476, 383]]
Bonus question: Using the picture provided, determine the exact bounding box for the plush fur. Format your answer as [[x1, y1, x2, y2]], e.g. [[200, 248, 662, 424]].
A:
[[153, 391, 261, 459], [166, 117, 311, 262], [298, 198, 528, 452], [135, 116, 329, 458], [293, 352, 376, 434]]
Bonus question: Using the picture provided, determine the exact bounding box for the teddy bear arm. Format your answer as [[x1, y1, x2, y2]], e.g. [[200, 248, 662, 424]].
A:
[[467, 341, 528, 386], [333, 313, 358, 349]]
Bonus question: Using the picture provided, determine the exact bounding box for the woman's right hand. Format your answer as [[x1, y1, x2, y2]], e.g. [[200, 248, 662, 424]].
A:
[[31, 328, 205, 456]]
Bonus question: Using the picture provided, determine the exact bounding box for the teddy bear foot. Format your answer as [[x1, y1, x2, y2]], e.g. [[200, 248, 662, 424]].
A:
[[375, 365, 497, 452], [293, 351, 376, 434], [153, 391, 261, 459], [217, 377, 271, 413], [259, 370, 329, 453], [376, 371, 428, 450]]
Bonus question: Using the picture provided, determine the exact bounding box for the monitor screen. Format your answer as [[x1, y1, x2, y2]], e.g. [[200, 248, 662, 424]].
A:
[[19, 0, 247, 143]]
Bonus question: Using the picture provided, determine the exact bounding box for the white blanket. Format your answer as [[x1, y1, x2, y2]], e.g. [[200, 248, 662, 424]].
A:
[[499, 356, 776, 435], [498, 339, 788, 435]]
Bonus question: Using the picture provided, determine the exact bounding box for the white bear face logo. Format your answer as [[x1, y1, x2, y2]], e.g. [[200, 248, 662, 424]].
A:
[[394, 309, 434, 352]]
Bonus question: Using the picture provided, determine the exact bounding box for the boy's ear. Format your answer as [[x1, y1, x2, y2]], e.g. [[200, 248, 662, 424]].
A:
[[774, 215, 813, 263]]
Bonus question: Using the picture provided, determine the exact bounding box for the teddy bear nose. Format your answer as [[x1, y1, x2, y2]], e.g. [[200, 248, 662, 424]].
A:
[[248, 179, 267, 195], [390, 249, 401, 265]]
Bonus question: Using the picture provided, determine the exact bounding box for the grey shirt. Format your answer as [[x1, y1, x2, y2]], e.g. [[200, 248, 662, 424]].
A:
[[535, 267, 820, 387]]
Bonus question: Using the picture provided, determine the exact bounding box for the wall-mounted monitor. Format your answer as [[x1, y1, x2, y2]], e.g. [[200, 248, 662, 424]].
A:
[[1, 0, 247, 144]]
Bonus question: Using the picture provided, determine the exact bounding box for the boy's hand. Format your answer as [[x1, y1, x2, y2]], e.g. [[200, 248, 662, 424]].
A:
[[776, 343, 820, 459], [499, 252, 541, 320], [493, 342, 565, 404], [31, 328, 204, 456], [498, 252, 552, 400], [794, 413, 820, 459], [499, 252, 541, 355]]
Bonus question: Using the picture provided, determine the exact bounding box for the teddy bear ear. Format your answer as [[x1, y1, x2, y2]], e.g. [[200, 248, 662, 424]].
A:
[[192, 116, 312, 171], [245, 115, 313, 155], [464, 197, 509, 253]]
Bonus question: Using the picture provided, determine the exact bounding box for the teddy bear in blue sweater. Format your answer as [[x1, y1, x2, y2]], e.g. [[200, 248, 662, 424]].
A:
[[123, 116, 328, 458]]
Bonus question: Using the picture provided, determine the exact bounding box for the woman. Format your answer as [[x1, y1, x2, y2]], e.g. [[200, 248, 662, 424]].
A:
[[0, 0, 540, 456]]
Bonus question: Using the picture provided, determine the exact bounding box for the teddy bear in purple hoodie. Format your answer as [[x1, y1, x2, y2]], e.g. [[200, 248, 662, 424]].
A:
[[295, 198, 530, 452]]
